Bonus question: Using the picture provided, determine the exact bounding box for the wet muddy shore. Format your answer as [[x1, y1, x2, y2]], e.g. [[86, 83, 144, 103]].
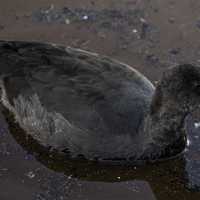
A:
[[1, 0, 200, 199]]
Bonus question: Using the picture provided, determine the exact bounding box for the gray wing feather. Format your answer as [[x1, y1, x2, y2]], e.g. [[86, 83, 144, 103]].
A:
[[0, 41, 155, 159]]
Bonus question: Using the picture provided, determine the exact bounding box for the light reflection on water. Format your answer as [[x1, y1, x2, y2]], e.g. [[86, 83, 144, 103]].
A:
[[0, 107, 200, 200], [184, 115, 200, 191]]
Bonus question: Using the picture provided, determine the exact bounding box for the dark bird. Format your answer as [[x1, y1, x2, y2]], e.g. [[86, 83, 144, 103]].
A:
[[0, 41, 199, 163]]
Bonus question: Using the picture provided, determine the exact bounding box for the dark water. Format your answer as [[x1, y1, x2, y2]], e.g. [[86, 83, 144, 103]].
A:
[[0, 0, 200, 199], [1, 107, 200, 200]]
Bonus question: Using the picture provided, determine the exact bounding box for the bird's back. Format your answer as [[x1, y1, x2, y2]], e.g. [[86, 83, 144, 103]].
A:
[[0, 41, 155, 160]]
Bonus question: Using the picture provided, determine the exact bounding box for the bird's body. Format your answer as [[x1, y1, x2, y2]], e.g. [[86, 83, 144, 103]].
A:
[[0, 41, 199, 163]]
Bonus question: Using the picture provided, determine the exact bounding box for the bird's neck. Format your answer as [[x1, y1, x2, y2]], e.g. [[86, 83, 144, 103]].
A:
[[140, 87, 188, 160]]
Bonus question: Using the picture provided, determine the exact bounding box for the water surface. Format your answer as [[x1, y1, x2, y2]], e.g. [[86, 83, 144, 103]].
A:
[[0, 0, 200, 199]]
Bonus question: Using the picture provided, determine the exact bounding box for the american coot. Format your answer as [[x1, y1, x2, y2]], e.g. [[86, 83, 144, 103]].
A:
[[0, 41, 199, 162]]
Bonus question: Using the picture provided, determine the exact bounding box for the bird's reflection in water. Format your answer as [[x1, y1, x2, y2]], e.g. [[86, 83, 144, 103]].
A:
[[2, 106, 200, 200], [184, 114, 200, 191]]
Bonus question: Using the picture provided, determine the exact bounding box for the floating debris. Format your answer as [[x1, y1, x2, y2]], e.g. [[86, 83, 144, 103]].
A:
[[30, 6, 159, 51], [32, 7, 145, 32]]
